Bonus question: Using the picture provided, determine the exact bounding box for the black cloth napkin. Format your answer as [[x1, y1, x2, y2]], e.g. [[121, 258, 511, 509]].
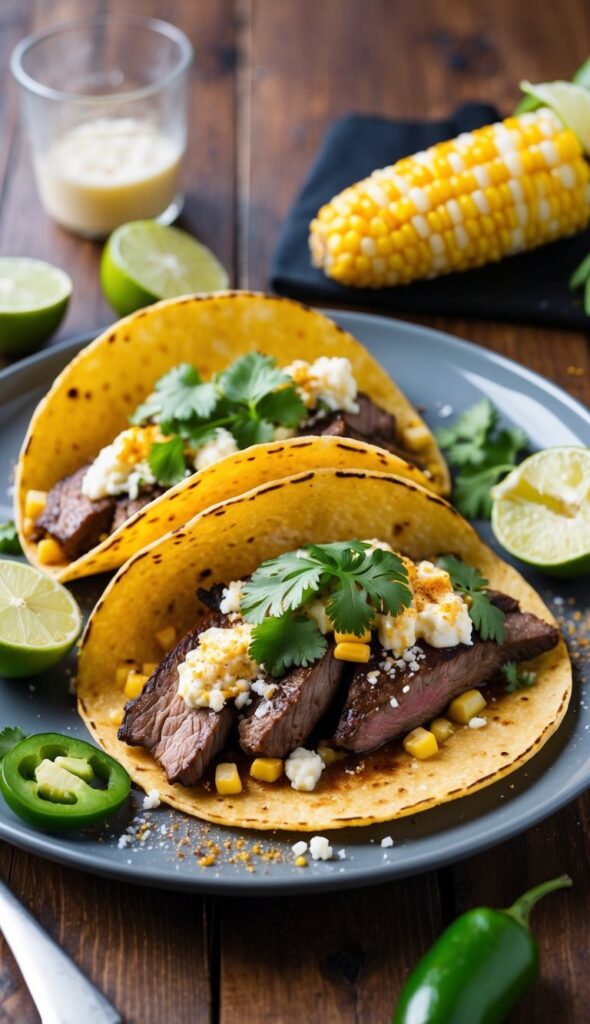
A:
[[270, 103, 590, 328]]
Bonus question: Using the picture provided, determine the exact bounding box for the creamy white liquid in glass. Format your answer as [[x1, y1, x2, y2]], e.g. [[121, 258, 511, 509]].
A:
[[34, 117, 183, 236]]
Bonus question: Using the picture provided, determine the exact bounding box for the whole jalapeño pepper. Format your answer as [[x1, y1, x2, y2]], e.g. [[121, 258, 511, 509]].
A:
[[394, 874, 572, 1024]]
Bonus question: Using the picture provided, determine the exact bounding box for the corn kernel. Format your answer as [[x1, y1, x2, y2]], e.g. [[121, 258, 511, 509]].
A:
[[142, 662, 159, 676], [108, 708, 124, 726], [155, 626, 177, 651], [294, 856, 307, 867], [116, 664, 135, 687], [448, 689, 487, 724], [124, 672, 148, 699], [37, 537, 64, 565], [318, 743, 346, 766], [430, 717, 455, 744], [22, 517, 35, 538], [25, 489, 47, 519], [403, 727, 439, 759], [334, 628, 371, 644], [334, 642, 371, 663], [250, 758, 284, 783], [215, 763, 242, 795]]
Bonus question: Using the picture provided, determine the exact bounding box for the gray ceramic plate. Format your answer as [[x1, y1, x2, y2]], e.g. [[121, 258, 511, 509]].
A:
[[0, 311, 588, 895]]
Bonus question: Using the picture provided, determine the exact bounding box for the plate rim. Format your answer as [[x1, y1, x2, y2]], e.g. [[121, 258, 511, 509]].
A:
[[0, 309, 588, 895]]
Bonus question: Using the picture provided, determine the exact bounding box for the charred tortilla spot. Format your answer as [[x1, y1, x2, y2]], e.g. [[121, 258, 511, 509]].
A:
[[67, 388, 79, 399], [24, 437, 32, 455], [108, 332, 116, 342]]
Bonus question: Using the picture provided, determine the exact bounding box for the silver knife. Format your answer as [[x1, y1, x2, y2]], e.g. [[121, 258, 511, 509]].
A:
[[0, 876, 121, 1024]]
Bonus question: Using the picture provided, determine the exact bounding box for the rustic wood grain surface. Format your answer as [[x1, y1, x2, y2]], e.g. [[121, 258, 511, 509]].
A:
[[0, 1, 588, 1021]]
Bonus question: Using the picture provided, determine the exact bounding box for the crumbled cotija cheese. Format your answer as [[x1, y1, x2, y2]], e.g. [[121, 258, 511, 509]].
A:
[[285, 356, 359, 413], [309, 836, 333, 861], [142, 789, 161, 810], [177, 624, 258, 710], [380, 836, 394, 848], [468, 716, 487, 729], [219, 579, 245, 617], [306, 599, 333, 634], [291, 840, 308, 857], [285, 748, 325, 792], [378, 559, 473, 653], [82, 426, 159, 500], [194, 427, 238, 470]]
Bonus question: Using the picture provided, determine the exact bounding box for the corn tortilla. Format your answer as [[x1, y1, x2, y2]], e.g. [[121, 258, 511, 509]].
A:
[[15, 292, 449, 582], [77, 467, 571, 832]]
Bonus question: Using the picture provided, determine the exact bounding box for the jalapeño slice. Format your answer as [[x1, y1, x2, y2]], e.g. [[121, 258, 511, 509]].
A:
[[0, 733, 130, 829]]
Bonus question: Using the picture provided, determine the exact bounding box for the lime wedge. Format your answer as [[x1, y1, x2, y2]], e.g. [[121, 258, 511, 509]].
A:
[[0, 258, 71, 356], [0, 561, 82, 678], [520, 80, 590, 154], [491, 447, 590, 577], [100, 221, 229, 316]]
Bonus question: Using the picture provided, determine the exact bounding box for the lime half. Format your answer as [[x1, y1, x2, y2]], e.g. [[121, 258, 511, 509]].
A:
[[491, 447, 590, 577], [101, 221, 229, 316], [0, 258, 71, 356], [0, 561, 82, 678], [520, 80, 590, 154]]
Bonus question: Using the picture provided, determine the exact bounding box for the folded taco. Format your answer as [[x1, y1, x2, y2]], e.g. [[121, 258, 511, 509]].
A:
[[77, 465, 570, 832], [15, 292, 448, 582]]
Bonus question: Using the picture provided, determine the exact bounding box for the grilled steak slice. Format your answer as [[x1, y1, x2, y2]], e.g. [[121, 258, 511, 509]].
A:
[[239, 645, 344, 757], [334, 597, 559, 753], [119, 613, 233, 785], [307, 393, 423, 466], [35, 467, 116, 560], [111, 488, 165, 533]]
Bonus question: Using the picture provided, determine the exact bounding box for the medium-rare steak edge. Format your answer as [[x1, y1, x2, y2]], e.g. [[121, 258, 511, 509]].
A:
[[238, 646, 344, 758], [333, 597, 560, 754], [119, 612, 234, 786]]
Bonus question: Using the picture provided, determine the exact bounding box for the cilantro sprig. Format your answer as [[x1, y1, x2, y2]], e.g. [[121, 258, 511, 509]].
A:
[[131, 354, 308, 487], [435, 400, 527, 519], [501, 661, 537, 693], [0, 521, 22, 555], [437, 555, 505, 643], [242, 541, 411, 676], [569, 252, 590, 315], [0, 726, 27, 759], [249, 612, 328, 677]]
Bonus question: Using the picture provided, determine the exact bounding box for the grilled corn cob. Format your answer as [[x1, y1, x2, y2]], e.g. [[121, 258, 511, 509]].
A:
[[310, 109, 590, 288]]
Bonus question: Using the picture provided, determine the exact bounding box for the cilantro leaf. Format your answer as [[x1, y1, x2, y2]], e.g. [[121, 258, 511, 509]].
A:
[[453, 466, 508, 519], [436, 400, 527, 520], [0, 521, 22, 555], [242, 542, 411, 637], [230, 415, 275, 449], [502, 660, 537, 693], [569, 252, 590, 291], [131, 364, 218, 425], [469, 593, 507, 643], [0, 726, 27, 759], [435, 400, 497, 466], [242, 551, 324, 623], [257, 385, 307, 427], [249, 612, 327, 677], [148, 436, 187, 486], [438, 555, 505, 643], [219, 353, 289, 406]]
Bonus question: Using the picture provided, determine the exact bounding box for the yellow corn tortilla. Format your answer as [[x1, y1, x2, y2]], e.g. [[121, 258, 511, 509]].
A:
[[15, 291, 449, 582], [77, 467, 571, 832]]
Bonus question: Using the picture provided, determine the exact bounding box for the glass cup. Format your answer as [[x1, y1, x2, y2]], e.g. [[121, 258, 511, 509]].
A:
[[11, 14, 193, 238]]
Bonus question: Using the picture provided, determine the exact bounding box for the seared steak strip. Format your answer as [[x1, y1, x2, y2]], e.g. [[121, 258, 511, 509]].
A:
[[111, 488, 165, 533], [34, 467, 116, 560], [238, 645, 345, 758], [119, 611, 234, 785], [334, 595, 559, 754], [305, 392, 424, 466]]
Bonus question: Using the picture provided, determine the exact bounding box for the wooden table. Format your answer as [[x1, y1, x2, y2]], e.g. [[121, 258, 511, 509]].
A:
[[0, 1, 589, 1021]]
